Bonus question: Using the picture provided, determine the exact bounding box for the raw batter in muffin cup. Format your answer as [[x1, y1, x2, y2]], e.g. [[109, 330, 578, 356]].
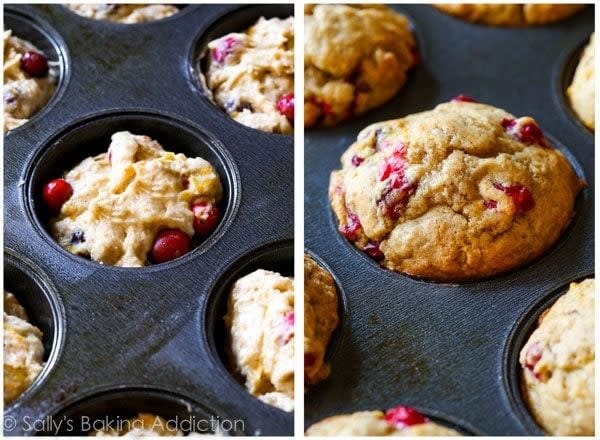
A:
[[519, 278, 595, 436], [224, 269, 294, 412], [3, 30, 57, 133], [67, 4, 179, 24], [4, 291, 44, 405], [43, 131, 223, 267], [306, 405, 460, 436], [203, 16, 294, 134]]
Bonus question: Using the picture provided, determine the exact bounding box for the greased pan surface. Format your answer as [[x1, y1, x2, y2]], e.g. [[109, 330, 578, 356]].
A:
[[304, 4, 594, 435], [4, 3, 293, 436]]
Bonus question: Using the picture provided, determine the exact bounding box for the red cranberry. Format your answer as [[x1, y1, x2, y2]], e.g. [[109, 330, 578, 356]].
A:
[[20, 51, 48, 77], [42, 178, 73, 214], [351, 155, 364, 167], [524, 342, 543, 380], [191, 202, 220, 236], [452, 94, 475, 103], [501, 118, 516, 129], [283, 310, 294, 327], [211, 36, 237, 63], [379, 145, 407, 182], [501, 118, 548, 147], [320, 101, 333, 116], [484, 199, 497, 210], [493, 183, 534, 212], [276, 93, 294, 121], [341, 211, 362, 241], [150, 229, 191, 264], [304, 352, 316, 368], [364, 242, 384, 261], [384, 406, 428, 428]]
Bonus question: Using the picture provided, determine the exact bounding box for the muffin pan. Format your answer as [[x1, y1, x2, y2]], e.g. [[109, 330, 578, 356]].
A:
[[4, 3, 293, 436], [304, 4, 594, 435]]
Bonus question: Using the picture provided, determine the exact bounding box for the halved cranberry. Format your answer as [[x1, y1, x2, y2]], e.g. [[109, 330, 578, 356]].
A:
[[364, 242, 384, 261], [379, 181, 417, 220], [484, 199, 497, 210], [211, 36, 237, 63], [42, 178, 73, 214], [524, 342, 543, 380], [384, 406, 427, 428], [379, 144, 407, 182], [351, 155, 364, 167], [501, 117, 516, 129], [341, 211, 362, 241], [191, 202, 220, 236], [452, 94, 475, 103], [493, 183, 534, 212], [20, 51, 48, 77], [276, 93, 294, 121], [501, 118, 548, 147], [150, 229, 191, 264], [304, 353, 316, 368]]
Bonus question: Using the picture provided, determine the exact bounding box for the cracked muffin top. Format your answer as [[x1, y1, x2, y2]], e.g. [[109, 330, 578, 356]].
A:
[[330, 97, 583, 281], [304, 4, 416, 127]]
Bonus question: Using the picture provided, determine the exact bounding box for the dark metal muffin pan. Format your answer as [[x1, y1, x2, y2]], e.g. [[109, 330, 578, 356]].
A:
[[304, 4, 594, 435], [4, 3, 293, 436]]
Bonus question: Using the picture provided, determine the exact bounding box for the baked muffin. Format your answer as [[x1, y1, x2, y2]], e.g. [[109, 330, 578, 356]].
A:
[[224, 269, 294, 412], [4, 291, 44, 405], [204, 16, 294, 134], [433, 4, 585, 26], [304, 4, 416, 127], [3, 30, 57, 132], [306, 405, 460, 436], [329, 97, 583, 281], [304, 254, 339, 386], [520, 279, 595, 436], [67, 4, 178, 23], [567, 33, 594, 130], [45, 131, 223, 267]]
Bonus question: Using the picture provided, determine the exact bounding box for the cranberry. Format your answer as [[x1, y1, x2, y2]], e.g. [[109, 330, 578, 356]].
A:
[[304, 353, 316, 368], [191, 202, 220, 236], [351, 155, 364, 167], [211, 36, 237, 63], [484, 199, 497, 210], [452, 94, 475, 103], [276, 93, 294, 121], [379, 145, 407, 182], [150, 229, 191, 264], [501, 118, 516, 129], [320, 101, 333, 116], [493, 182, 534, 212], [524, 342, 543, 380], [501, 118, 548, 147], [283, 310, 294, 327], [364, 242, 384, 261], [384, 406, 428, 428], [341, 211, 362, 241], [279, 310, 295, 344], [20, 51, 48, 77], [42, 178, 73, 214]]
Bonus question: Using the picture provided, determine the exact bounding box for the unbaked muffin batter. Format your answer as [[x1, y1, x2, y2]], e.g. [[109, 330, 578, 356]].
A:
[[67, 4, 179, 23], [567, 33, 595, 130], [306, 406, 461, 436], [330, 99, 582, 281], [4, 291, 44, 405], [224, 269, 294, 412], [204, 16, 294, 134], [304, 254, 338, 386], [49, 131, 222, 267], [3, 30, 56, 132], [520, 278, 595, 436]]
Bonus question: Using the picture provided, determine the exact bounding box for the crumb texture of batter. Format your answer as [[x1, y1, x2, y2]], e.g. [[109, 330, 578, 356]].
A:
[[3, 30, 56, 132], [67, 4, 179, 23], [204, 16, 294, 134], [519, 278, 595, 436], [433, 4, 585, 26], [4, 291, 44, 405], [329, 100, 582, 281], [306, 409, 461, 436], [304, 254, 338, 387], [304, 4, 416, 127], [50, 131, 222, 267], [567, 33, 595, 130], [224, 269, 294, 412]]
